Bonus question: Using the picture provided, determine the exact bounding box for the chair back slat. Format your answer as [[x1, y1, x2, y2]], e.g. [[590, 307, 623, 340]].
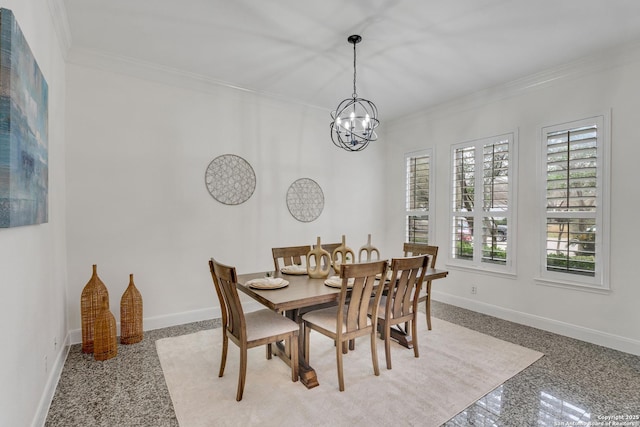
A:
[[339, 261, 388, 334], [373, 254, 431, 369], [386, 256, 430, 321], [272, 245, 311, 272], [403, 243, 438, 268], [210, 259, 246, 342], [393, 269, 416, 316], [208, 259, 228, 332], [403, 244, 439, 331]]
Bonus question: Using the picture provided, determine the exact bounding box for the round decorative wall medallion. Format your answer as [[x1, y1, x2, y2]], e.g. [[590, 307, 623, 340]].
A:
[[205, 154, 256, 205], [286, 178, 324, 222]]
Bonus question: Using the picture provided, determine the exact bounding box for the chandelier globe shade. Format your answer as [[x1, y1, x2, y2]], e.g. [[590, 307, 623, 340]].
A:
[[330, 35, 379, 152]]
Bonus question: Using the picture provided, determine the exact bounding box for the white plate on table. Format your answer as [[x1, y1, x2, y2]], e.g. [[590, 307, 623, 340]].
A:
[[280, 265, 308, 275], [246, 278, 289, 290], [324, 276, 355, 289]]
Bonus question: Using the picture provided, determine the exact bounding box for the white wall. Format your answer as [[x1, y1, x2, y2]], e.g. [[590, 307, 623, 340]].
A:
[[383, 43, 640, 355], [0, 1, 68, 426], [64, 59, 387, 336], [5, 4, 637, 423]]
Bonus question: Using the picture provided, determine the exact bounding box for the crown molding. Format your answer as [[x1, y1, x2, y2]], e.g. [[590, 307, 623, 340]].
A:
[[401, 38, 640, 124], [46, 0, 72, 59], [68, 46, 253, 93], [67, 47, 328, 113], [68, 37, 640, 123]]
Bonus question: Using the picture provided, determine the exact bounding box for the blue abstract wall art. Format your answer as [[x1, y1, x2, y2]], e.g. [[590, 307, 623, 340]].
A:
[[0, 8, 49, 228]]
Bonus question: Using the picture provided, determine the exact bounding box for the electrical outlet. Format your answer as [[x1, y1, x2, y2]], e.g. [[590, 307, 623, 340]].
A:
[[471, 286, 477, 295]]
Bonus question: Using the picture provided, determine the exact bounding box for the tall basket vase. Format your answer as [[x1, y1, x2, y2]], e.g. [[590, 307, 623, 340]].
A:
[[120, 274, 143, 345], [94, 295, 118, 361], [80, 264, 109, 354]]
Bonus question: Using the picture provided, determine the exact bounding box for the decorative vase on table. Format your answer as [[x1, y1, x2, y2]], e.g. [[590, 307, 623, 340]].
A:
[[307, 236, 331, 279], [120, 274, 143, 345], [332, 235, 355, 276], [80, 264, 109, 354], [358, 233, 380, 262], [94, 295, 118, 361]]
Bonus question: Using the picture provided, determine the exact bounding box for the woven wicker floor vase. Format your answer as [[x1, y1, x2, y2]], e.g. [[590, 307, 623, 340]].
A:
[[120, 274, 143, 345], [80, 264, 109, 354], [94, 296, 118, 361]]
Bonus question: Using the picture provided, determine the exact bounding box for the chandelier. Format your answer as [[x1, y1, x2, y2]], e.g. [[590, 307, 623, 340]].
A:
[[330, 35, 379, 152]]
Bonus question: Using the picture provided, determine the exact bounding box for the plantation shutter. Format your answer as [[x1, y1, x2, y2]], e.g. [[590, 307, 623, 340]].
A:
[[545, 123, 598, 277], [406, 152, 431, 243]]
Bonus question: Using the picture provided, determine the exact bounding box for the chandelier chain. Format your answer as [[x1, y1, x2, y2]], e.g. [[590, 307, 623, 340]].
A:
[[352, 40, 357, 98]]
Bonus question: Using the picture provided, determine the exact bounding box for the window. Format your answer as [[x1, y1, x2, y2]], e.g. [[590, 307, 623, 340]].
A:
[[405, 150, 432, 244], [540, 116, 609, 289], [450, 134, 516, 272]]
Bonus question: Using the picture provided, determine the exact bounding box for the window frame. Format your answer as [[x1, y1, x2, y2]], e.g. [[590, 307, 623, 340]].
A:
[[405, 149, 434, 244], [448, 132, 517, 275], [538, 114, 610, 290]]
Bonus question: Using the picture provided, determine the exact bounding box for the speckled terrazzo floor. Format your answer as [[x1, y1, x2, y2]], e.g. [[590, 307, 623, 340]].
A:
[[45, 302, 640, 427]]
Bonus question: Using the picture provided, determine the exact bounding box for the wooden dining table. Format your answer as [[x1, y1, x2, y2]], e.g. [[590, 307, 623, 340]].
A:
[[236, 266, 449, 389]]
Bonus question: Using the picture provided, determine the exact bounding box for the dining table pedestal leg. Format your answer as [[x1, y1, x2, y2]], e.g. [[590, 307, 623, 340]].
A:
[[269, 309, 321, 389], [380, 324, 414, 349], [297, 358, 320, 389], [389, 328, 413, 349], [271, 340, 319, 389]]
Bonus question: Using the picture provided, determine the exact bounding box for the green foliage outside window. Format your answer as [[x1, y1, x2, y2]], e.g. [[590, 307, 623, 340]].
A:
[[547, 252, 595, 276], [454, 241, 507, 262]]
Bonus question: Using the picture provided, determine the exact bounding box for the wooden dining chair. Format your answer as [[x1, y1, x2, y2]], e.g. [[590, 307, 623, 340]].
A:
[[302, 260, 388, 391], [208, 258, 299, 401], [403, 243, 439, 330], [271, 245, 311, 272], [372, 255, 429, 369]]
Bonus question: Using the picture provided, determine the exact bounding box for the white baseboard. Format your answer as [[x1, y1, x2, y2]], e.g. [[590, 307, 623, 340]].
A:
[[35, 300, 267, 426], [432, 290, 640, 357], [31, 333, 71, 427]]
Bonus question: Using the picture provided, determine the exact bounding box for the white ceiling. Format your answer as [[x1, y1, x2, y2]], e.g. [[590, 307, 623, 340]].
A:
[[63, 0, 640, 121]]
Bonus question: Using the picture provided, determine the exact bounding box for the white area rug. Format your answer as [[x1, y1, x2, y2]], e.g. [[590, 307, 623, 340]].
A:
[[156, 318, 543, 427]]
